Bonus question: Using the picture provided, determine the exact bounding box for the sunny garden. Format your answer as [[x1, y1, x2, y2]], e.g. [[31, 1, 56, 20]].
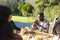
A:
[[1, 0, 60, 40]]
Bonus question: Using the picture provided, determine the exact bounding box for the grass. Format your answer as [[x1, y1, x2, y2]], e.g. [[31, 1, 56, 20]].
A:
[[12, 16, 34, 24]]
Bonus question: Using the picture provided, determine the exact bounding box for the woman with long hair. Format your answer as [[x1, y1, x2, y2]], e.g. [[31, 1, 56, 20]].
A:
[[52, 17, 60, 40], [0, 5, 23, 40]]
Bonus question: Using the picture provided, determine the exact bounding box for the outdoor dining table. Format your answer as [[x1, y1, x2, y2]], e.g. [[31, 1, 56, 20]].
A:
[[21, 30, 53, 40]]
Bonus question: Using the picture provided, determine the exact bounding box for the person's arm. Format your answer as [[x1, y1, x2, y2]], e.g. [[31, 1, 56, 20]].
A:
[[11, 20, 20, 30], [18, 35, 23, 40], [42, 22, 49, 33], [11, 21, 17, 29]]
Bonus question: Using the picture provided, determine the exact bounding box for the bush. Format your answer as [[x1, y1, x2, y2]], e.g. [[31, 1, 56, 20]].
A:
[[44, 5, 60, 21], [18, 2, 34, 17]]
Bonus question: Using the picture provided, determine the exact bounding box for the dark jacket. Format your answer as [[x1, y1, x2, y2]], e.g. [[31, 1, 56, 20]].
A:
[[11, 21, 20, 30]]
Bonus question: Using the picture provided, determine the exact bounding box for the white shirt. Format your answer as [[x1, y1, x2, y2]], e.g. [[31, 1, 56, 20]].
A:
[[38, 19, 49, 30], [31, 24, 42, 31], [52, 35, 59, 40]]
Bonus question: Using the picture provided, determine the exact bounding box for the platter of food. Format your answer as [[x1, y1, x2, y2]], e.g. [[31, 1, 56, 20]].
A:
[[20, 27, 53, 40]]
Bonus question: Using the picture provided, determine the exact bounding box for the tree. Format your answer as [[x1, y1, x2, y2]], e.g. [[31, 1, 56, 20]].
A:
[[17, 2, 24, 16], [44, 5, 60, 21], [18, 2, 34, 16], [33, 0, 60, 21], [33, 0, 49, 17]]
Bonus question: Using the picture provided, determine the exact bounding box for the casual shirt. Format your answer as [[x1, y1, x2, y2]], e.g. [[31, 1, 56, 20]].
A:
[[38, 19, 49, 32]]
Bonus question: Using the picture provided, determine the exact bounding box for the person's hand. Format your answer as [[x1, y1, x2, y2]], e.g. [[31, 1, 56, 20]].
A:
[[42, 29, 47, 33]]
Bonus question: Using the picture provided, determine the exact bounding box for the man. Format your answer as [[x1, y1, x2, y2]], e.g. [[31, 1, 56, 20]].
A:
[[38, 12, 49, 33]]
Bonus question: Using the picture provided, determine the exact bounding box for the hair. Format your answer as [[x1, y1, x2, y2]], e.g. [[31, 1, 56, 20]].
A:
[[0, 5, 12, 22], [0, 5, 13, 40], [38, 12, 44, 15], [53, 17, 60, 35]]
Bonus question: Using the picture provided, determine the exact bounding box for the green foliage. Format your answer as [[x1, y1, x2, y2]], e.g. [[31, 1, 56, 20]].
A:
[[33, 0, 49, 17], [18, 2, 34, 16], [49, 0, 60, 4], [17, 2, 24, 11], [2, 0, 60, 21], [0, 0, 20, 15], [33, 0, 60, 21], [44, 5, 60, 21]]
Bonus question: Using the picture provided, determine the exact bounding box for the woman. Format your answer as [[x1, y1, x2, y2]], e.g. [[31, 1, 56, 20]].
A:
[[0, 5, 23, 40], [52, 17, 60, 40]]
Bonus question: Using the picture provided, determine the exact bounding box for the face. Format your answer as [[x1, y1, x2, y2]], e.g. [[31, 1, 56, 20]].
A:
[[38, 14, 44, 21], [8, 15, 12, 22]]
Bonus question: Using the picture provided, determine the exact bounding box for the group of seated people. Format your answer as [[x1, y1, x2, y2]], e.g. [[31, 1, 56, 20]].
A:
[[31, 12, 60, 40], [0, 5, 60, 40]]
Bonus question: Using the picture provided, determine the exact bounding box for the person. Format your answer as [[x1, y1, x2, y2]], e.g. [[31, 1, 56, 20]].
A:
[[52, 17, 60, 40], [0, 5, 23, 40], [31, 19, 39, 30], [31, 19, 42, 31], [11, 20, 21, 30], [38, 12, 49, 33]]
